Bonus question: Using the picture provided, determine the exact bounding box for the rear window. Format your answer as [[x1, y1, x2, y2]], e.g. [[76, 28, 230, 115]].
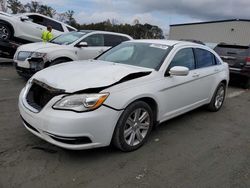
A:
[[214, 45, 249, 58]]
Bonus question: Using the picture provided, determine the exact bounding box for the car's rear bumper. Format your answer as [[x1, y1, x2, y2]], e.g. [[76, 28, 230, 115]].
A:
[[229, 67, 250, 78]]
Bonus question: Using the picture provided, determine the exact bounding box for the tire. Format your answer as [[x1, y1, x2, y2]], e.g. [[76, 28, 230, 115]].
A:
[[112, 101, 154, 152], [207, 82, 226, 112], [0, 23, 12, 40], [49, 58, 70, 67]]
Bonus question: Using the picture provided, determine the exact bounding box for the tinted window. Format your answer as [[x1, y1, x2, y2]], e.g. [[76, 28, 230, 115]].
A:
[[104, 34, 129, 47], [28, 15, 45, 26], [214, 44, 249, 58], [82, 34, 104, 46], [28, 15, 64, 32], [169, 48, 195, 70], [45, 19, 64, 32], [98, 42, 169, 69], [195, 48, 215, 68]]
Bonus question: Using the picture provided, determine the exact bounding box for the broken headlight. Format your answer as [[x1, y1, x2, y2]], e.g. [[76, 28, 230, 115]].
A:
[[31, 52, 47, 59], [53, 93, 109, 112]]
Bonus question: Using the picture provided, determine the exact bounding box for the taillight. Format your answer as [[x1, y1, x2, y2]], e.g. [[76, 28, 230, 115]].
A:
[[246, 57, 250, 65]]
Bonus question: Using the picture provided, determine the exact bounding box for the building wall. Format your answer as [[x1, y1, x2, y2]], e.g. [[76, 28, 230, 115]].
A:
[[169, 21, 250, 46]]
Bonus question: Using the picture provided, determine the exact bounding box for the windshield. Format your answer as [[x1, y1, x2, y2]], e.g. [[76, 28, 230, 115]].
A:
[[50, 31, 86, 45], [97, 42, 170, 69]]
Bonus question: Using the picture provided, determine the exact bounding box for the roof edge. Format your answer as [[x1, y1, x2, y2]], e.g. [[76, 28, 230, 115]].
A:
[[170, 19, 250, 27]]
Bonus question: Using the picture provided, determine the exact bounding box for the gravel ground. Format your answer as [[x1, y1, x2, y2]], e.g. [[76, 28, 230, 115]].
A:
[[0, 65, 249, 188]]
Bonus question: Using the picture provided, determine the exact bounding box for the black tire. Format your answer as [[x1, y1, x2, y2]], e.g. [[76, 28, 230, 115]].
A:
[[0, 23, 12, 40], [49, 58, 70, 67], [112, 101, 154, 152], [207, 82, 226, 112]]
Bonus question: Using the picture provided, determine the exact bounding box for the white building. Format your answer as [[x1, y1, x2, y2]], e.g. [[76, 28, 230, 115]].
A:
[[169, 19, 250, 46]]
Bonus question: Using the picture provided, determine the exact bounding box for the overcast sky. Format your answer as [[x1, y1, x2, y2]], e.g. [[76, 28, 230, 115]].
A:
[[20, 0, 250, 32]]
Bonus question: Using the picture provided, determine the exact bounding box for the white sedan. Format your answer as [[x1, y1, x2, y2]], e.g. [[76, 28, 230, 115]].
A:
[[19, 40, 229, 151]]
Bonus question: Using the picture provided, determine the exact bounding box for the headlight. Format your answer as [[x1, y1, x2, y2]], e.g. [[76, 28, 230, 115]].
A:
[[53, 93, 109, 112], [31, 52, 47, 59]]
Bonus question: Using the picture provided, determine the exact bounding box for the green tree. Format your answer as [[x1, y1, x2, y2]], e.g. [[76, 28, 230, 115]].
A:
[[65, 10, 79, 28], [7, 0, 25, 13], [24, 1, 40, 12], [39, 5, 55, 17]]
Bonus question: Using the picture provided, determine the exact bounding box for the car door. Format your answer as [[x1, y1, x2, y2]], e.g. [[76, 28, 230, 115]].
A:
[[18, 14, 46, 42], [159, 47, 207, 120], [76, 34, 108, 60], [193, 48, 218, 100]]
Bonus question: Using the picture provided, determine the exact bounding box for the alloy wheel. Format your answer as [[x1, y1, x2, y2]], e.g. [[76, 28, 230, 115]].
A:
[[124, 108, 150, 146], [214, 86, 225, 109], [0, 25, 9, 40]]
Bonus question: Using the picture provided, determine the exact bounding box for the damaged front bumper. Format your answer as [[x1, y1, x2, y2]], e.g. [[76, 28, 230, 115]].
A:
[[15, 57, 47, 78], [18, 88, 123, 150]]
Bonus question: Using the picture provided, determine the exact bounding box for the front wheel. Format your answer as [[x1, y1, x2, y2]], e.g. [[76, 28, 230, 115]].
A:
[[112, 101, 154, 152], [0, 24, 12, 40], [207, 82, 226, 112]]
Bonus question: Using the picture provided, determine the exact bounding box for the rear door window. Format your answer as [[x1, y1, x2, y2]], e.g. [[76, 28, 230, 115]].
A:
[[104, 34, 129, 47], [194, 48, 215, 68], [44, 18, 64, 32]]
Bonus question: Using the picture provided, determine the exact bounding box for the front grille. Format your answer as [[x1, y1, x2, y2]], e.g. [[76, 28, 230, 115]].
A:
[[17, 51, 33, 61], [26, 80, 65, 112]]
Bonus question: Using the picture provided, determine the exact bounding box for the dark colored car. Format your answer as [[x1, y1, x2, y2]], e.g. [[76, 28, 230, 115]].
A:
[[214, 43, 250, 88]]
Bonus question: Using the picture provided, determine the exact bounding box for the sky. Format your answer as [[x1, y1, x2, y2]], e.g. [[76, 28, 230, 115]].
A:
[[19, 0, 250, 33]]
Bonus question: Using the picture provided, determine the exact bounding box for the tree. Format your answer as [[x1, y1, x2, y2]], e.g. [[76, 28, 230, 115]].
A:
[[7, 0, 25, 13], [24, 1, 40, 13], [65, 10, 78, 28], [39, 5, 55, 17]]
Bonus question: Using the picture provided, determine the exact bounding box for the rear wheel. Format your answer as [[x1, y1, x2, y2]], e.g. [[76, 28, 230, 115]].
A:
[[207, 83, 226, 112], [112, 101, 153, 152], [0, 24, 12, 40]]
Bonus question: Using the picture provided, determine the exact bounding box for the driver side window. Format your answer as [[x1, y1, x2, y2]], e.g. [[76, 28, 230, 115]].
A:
[[82, 34, 104, 46], [168, 48, 195, 70]]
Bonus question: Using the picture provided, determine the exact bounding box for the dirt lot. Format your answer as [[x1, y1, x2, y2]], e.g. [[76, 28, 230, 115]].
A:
[[0, 65, 249, 188]]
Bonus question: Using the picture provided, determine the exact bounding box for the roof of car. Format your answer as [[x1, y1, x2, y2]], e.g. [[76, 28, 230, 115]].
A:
[[79, 30, 133, 38], [127, 39, 200, 46]]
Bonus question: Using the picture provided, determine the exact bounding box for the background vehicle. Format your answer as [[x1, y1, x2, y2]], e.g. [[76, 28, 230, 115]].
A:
[[0, 11, 76, 42], [14, 30, 133, 78], [214, 43, 250, 88], [19, 40, 229, 151]]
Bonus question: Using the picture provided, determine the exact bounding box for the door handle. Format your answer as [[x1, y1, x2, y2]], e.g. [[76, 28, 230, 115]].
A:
[[99, 50, 104, 53], [192, 73, 200, 78], [36, 27, 42, 30], [214, 68, 219, 72]]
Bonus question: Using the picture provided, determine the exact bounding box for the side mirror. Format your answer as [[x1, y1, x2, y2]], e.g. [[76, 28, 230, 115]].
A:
[[20, 16, 29, 22], [169, 66, 189, 76], [76, 42, 88, 48]]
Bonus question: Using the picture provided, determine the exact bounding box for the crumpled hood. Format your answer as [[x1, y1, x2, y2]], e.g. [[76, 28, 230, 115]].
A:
[[18, 42, 63, 52], [32, 60, 152, 93]]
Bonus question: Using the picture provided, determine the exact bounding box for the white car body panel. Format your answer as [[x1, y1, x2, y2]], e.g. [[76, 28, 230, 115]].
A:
[[0, 12, 76, 42], [13, 31, 133, 73], [18, 40, 229, 150]]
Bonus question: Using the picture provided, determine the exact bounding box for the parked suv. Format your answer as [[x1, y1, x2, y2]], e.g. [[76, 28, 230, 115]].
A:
[[0, 12, 76, 42], [214, 43, 250, 88], [14, 30, 133, 77]]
